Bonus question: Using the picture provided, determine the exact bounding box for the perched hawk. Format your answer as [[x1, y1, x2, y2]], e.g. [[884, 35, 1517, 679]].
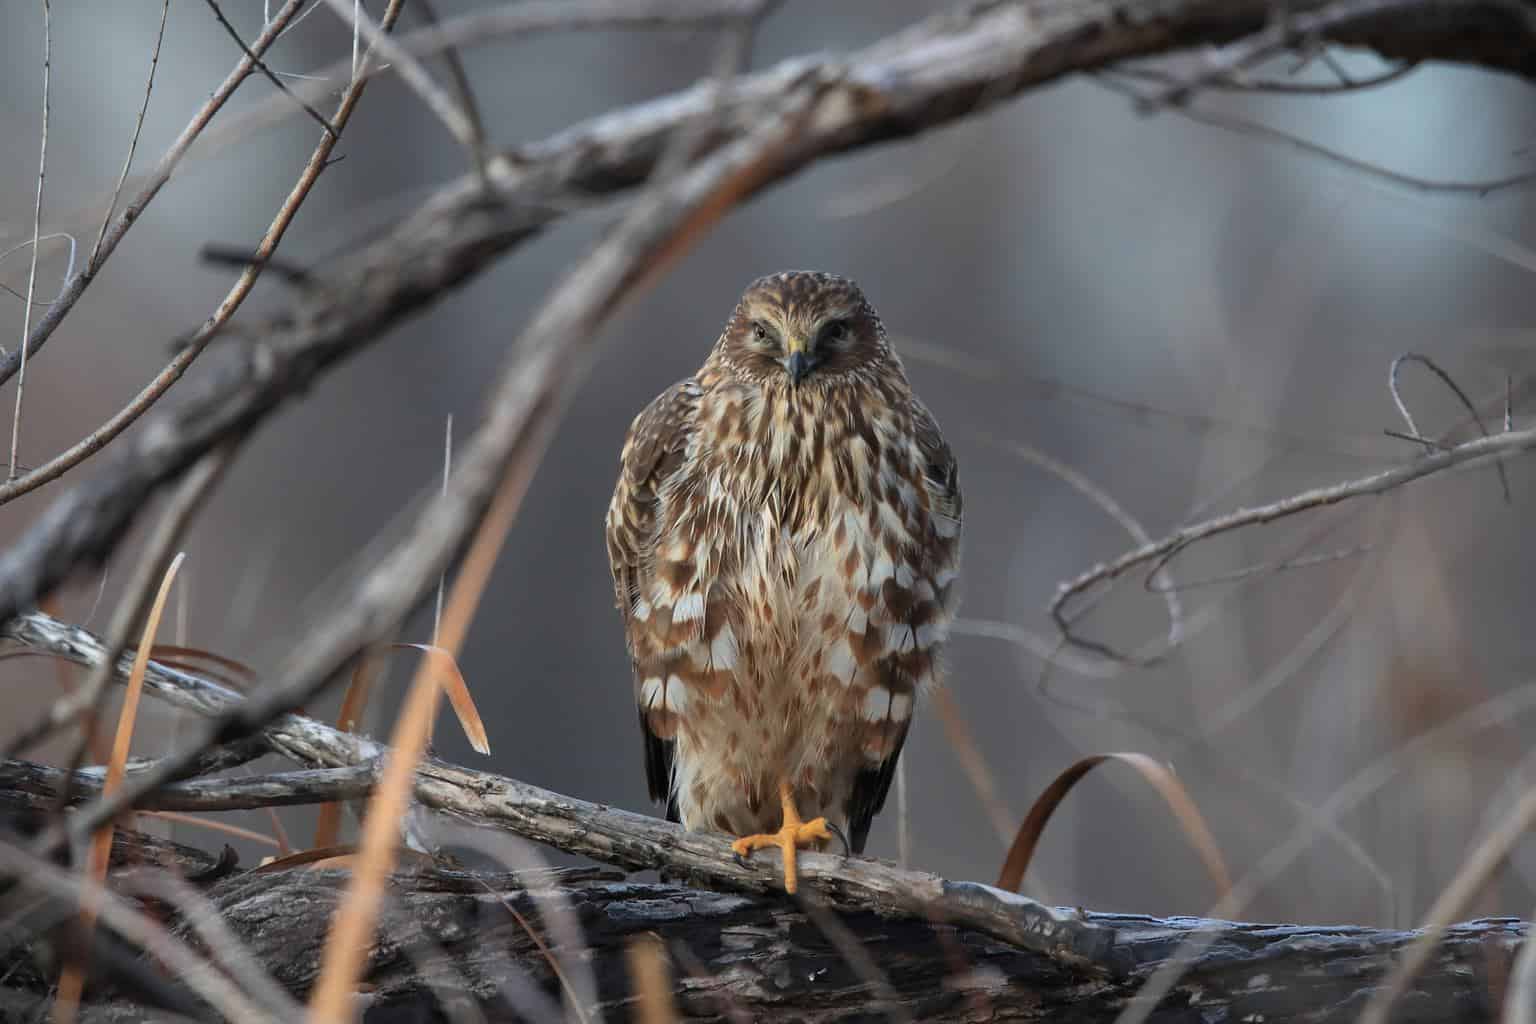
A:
[[605, 271, 961, 892]]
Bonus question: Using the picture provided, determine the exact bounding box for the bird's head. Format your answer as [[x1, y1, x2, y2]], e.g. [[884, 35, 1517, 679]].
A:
[[713, 271, 891, 389]]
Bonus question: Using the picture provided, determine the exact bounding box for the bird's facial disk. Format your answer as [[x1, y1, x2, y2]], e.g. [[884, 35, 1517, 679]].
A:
[[741, 305, 858, 386]]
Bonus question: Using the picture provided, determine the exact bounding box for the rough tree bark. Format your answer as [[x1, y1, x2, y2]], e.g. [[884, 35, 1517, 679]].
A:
[[0, 818, 1522, 1022]]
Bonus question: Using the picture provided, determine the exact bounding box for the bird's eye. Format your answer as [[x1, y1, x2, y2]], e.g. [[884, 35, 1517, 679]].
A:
[[751, 322, 773, 346], [822, 319, 849, 344]]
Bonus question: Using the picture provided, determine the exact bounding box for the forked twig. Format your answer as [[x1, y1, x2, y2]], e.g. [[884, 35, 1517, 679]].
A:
[[0, 0, 313, 390], [1051, 426, 1536, 660], [203, 0, 340, 138], [1387, 352, 1510, 502]]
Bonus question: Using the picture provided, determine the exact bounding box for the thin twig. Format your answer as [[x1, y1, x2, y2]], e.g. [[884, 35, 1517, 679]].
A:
[[0, 0, 407, 509], [1114, 56, 1420, 95], [0, 0, 313, 390], [1051, 425, 1536, 660], [1096, 71, 1536, 195], [1144, 0, 1422, 107], [203, 0, 340, 138], [89, 0, 170, 269], [1387, 352, 1510, 501], [319, 0, 484, 175], [10, 0, 51, 482]]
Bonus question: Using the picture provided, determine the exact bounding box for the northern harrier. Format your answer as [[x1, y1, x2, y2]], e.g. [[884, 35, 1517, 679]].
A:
[[605, 271, 962, 892]]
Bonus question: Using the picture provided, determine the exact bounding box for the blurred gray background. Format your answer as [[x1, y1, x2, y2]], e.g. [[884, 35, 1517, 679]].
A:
[[3, 1, 1536, 930]]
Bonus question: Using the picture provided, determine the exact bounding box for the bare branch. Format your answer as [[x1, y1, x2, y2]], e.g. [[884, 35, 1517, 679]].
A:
[[0, 0, 408, 510], [1050, 425, 1536, 661], [319, 0, 483, 174], [202, 0, 339, 138], [88, 0, 169, 269], [0, 0, 313, 390]]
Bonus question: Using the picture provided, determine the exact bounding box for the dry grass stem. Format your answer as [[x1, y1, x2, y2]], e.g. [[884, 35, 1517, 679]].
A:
[[1358, 784, 1536, 1024], [392, 644, 490, 755], [994, 752, 1232, 899], [307, 440, 540, 1021], [626, 935, 679, 1024], [58, 551, 184, 1024]]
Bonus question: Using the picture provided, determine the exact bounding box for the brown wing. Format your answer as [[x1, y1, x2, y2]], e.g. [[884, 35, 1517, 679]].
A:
[[605, 379, 700, 822], [845, 398, 962, 853]]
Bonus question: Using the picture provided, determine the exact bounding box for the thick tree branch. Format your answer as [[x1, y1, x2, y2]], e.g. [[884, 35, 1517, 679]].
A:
[[0, 834, 1523, 1021]]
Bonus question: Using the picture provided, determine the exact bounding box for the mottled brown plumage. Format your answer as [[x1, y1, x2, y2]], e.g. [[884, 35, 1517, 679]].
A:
[[605, 271, 961, 890]]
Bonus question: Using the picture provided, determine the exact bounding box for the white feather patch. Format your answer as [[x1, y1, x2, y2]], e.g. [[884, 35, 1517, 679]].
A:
[[640, 675, 689, 713], [632, 598, 652, 621], [709, 623, 737, 670], [663, 675, 690, 712], [824, 642, 857, 683], [639, 676, 664, 707], [861, 687, 892, 722], [673, 591, 705, 623], [868, 553, 895, 589], [890, 693, 913, 722]]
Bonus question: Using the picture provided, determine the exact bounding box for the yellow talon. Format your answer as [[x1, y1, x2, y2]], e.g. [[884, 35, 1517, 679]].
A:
[[730, 782, 830, 894]]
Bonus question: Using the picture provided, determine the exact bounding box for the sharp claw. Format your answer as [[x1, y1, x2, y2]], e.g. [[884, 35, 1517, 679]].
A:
[[732, 848, 752, 869], [826, 821, 852, 859]]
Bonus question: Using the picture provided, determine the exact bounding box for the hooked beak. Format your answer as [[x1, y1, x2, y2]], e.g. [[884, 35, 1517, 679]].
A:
[[784, 339, 815, 386]]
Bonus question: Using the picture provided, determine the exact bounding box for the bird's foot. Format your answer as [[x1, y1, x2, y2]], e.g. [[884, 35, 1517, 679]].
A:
[[729, 783, 830, 894]]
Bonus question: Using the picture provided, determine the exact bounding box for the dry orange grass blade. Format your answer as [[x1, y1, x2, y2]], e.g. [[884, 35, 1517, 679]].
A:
[[627, 934, 678, 1024], [254, 845, 359, 872], [144, 643, 257, 691], [995, 751, 1232, 899], [307, 454, 536, 1023], [56, 552, 185, 1024], [314, 655, 381, 849], [391, 642, 490, 755], [142, 810, 283, 849]]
